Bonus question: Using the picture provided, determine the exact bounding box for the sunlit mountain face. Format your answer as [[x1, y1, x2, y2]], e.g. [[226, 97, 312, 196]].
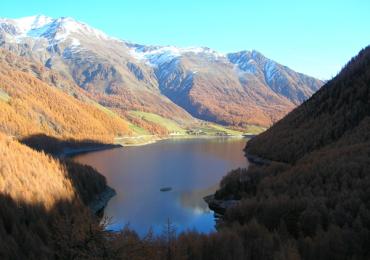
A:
[[0, 0, 369, 257], [0, 15, 323, 127]]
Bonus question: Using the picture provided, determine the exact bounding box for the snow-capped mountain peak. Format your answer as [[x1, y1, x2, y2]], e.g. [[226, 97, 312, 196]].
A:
[[0, 15, 323, 127], [0, 15, 110, 45], [12, 15, 53, 34], [128, 44, 225, 66]]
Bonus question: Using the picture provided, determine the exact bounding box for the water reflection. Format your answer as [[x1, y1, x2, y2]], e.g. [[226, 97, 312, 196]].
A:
[[74, 137, 248, 235], [179, 184, 219, 212]]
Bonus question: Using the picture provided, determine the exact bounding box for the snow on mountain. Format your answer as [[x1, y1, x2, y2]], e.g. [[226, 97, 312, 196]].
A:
[[128, 44, 225, 66], [0, 15, 324, 127], [0, 15, 110, 46], [264, 60, 278, 83], [129, 46, 181, 66], [227, 51, 260, 75], [227, 50, 283, 84], [12, 15, 53, 34]]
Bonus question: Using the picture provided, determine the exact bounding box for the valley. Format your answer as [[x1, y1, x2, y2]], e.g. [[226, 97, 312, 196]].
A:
[[0, 15, 323, 134], [0, 2, 368, 259]]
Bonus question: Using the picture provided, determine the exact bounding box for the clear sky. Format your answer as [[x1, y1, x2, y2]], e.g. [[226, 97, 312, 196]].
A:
[[1, 0, 369, 79]]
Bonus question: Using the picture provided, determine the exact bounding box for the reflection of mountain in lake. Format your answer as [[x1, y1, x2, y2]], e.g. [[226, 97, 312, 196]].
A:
[[74, 138, 248, 235], [179, 184, 219, 213], [169, 137, 249, 163]]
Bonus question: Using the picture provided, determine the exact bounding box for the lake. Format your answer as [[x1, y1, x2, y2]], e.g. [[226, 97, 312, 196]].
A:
[[74, 137, 249, 236]]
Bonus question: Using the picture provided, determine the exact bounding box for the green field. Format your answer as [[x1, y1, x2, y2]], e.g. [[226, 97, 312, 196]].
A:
[[114, 135, 158, 146], [91, 101, 117, 117], [192, 123, 265, 136], [128, 122, 151, 135], [0, 89, 10, 103], [128, 111, 187, 133], [91, 106, 266, 144], [128, 110, 266, 137], [203, 123, 244, 136], [243, 124, 266, 134]]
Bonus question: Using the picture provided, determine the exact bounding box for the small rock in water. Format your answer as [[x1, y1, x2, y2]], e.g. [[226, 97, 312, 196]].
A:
[[160, 187, 172, 192]]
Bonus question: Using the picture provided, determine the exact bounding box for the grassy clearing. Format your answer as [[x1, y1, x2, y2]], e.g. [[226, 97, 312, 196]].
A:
[[0, 88, 10, 102], [128, 122, 151, 135], [91, 102, 154, 136], [106, 109, 267, 143], [128, 110, 266, 137], [206, 123, 244, 135], [129, 111, 186, 133], [192, 122, 266, 136], [243, 124, 266, 134], [91, 102, 118, 117], [114, 135, 158, 146]]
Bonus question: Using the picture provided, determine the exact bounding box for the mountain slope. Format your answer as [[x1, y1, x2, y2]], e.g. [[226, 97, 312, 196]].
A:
[[0, 15, 323, 127], [0, 49, 130, 142], [0, 15, 196, 125], [0, 49, 123, 258], [212, 46, 370, 259], [130, 45, 323, 126], [0, 133, 112, 259], [0, 133, 75, 208], [246, 46, 370, 162], [228, 50, 322, 105]]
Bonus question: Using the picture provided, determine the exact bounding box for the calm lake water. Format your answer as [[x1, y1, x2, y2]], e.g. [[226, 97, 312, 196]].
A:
[[74, 137, 248, 236]]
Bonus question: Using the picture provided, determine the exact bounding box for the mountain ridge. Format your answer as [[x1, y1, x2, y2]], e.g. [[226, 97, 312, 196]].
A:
[[246, 45, 370, 162], [209, 45, 370, 259], [0, 15, 324, 127]]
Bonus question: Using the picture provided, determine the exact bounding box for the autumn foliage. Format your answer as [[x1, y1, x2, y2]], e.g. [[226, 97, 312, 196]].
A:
[[0, 133, 113, 258], [0, 50, 131, 142], [1, 44, 370, 259], [0, 133, 75, 209], [247, 46, 370, 163], [127, 115, 169, 135], [211, 46, 370, 259]]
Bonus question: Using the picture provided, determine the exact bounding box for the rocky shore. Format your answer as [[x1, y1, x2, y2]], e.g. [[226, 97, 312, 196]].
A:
[[89, 187, 117, 215], [204, 150, 271, 217], [204, 195, 239, 215], [245, 153, 272, 165]]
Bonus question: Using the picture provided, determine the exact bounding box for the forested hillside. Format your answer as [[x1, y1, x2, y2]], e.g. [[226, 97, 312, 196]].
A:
[[0, 134, 111, 258], [0, 16, 368, 259], [0, 49, 130, 142], [211, 46, 370, 259], [0, 49, 123, 258], [246, 46, 370, 163], [0, 15, 322, 128]]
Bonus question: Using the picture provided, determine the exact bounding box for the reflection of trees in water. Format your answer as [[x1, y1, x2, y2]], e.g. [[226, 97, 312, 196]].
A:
[[188, 138, 249, 164], [178, 184, 219, 213], [74, 138, 249, 236]]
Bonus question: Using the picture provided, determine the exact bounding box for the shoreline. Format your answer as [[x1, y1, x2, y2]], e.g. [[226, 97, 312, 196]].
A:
[[244, 153, 272, 165], [89, 187, 117, 215], [62, 135, 247, 158], [59, 144, 123, 158], [70, 135, 249, 215], [203, 149, 270, 217], [204, 194, 239, 215], [115, 134, 248, 147], [57, 144, 121, 214]]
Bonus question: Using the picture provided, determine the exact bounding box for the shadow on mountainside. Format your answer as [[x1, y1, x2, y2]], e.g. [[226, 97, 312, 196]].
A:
[[0, 193, 112, 259], [20, 134, 115, 208], [20, 134, 121, 157]]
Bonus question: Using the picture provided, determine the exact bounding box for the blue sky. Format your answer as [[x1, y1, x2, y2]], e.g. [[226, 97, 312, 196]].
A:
[[1, 0, 369, 79]]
